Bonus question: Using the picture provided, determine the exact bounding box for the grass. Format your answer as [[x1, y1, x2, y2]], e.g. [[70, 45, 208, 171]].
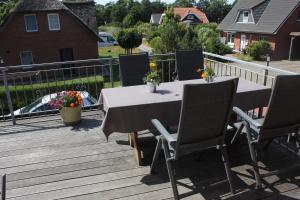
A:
[[98, 46, 141, 58], [235, 53, 254, 62]]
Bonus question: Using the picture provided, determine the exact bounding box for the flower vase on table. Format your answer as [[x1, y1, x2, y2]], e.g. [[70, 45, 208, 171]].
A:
[[197, 63, 216, 83], [144, 62, 161, 93], [50, 91, 83, 125]]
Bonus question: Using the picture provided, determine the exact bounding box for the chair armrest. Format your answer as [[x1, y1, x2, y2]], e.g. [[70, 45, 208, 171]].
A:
[[233, 107, 263, 128], [151, 119, 176, 143]]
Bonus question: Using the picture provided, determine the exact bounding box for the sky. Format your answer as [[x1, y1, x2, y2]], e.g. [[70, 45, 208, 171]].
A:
[[95, 0, 235, 6]]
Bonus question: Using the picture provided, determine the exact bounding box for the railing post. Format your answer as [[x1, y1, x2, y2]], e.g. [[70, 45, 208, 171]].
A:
[[263, 55, 270, 86], [109, 57, 114, 88], [2, 70, 16, 125], [1, 174, 6, 200]]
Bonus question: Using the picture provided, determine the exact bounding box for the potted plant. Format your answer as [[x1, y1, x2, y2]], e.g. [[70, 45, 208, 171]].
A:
[[144, 62, 161, 93], [50, 91, 83, 125], [197, 62, 216, 82]]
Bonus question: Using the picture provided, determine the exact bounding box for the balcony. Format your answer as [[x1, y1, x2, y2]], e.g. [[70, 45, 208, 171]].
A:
[[0, 53, 299, 200]]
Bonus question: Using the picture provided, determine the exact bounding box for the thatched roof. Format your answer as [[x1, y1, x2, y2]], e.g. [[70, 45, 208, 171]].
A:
[[0, 0, 99, 40]]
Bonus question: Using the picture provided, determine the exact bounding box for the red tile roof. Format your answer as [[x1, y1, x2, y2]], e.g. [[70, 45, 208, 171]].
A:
[[173, 7, 209, 23]]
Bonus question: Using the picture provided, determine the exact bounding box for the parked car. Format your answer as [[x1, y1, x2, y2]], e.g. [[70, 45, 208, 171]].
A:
[[11, 91, 97, 116], [98, 32, 118, 47]]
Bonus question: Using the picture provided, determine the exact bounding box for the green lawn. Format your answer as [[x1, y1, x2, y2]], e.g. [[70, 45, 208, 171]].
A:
[[98, 46, 141, 58]]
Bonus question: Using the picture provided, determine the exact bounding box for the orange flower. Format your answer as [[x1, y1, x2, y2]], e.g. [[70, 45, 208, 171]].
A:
[[202, 72, 207, 78], [70, 103, 75, 108]]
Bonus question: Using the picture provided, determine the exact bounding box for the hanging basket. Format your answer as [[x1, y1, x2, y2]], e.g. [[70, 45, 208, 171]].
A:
[[60, 106, 82, 125]]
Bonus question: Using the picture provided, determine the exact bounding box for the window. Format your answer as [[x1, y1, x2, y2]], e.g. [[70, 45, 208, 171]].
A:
[[298, 11, 300, 21], [20, 51, 33, 65], [260, 36, 269, 41], [227, 33, 235, 43], [186, 14, 195, 20], [48, 14, 61, 31], [24, 14, 38, 32], [236, 10, 254, 23]]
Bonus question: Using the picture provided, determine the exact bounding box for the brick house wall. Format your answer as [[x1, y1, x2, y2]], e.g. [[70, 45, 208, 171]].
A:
[[0, 10, 98, 66], [223, 4, 300, 60], [275, 5, 300, 60]]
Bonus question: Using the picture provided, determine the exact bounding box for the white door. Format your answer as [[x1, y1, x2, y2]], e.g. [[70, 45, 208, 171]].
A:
[[240, 35, 246, 51]]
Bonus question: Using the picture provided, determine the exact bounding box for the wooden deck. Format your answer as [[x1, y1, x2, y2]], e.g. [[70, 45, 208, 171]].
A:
[[0, 112, 299, 200]]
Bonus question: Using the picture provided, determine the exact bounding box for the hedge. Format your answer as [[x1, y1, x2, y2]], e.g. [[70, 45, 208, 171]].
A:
[[0, 76, 104, 115]]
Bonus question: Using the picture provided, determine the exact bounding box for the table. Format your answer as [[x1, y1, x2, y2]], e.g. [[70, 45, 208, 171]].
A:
[[100, 77, 271, 165]]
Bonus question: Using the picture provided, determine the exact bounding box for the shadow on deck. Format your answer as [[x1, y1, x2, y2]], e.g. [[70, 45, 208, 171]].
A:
[[0, 113, 299, 200]]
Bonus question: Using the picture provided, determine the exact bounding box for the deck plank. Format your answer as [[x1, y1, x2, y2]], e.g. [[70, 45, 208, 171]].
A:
[[0, 115, 299, 200]]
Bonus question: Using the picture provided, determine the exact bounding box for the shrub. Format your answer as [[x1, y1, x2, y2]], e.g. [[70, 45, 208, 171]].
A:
[[117, 28, 143, 54], [0, 76, 104, 115], [150, 36, 166, 54], [245, 40, 272, 60], [178, 26, 201, 50], [236, 53, 254, 62], [135, 22, 155, 38]]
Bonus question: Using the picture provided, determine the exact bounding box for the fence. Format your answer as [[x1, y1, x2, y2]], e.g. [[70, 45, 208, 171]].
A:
[[0, 52, 297, 124]]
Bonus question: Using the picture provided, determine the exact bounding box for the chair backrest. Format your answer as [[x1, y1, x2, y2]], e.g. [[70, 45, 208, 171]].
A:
[[175, 49, 204, 81], [262, 75, 300, 137], [175, 78, 238, 158], [119, 53, 149, 86]]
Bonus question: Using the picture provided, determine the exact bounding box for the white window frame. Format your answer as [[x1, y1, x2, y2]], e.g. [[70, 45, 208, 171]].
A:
[[227, 33, 235, 44], [47, 13, 61, 31], [24, 14, 38, 32], [20, 51, 33, 67]]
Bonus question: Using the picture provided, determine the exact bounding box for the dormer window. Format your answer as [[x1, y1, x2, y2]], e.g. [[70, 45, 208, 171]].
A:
[[236, 10, 254, 23], [186, 14, 195, 20]]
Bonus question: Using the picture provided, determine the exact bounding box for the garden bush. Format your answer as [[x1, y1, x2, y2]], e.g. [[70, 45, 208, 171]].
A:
[[245, 40, 272, 60]]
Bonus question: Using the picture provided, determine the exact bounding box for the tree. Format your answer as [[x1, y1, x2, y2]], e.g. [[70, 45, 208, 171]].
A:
[[197, 0, 233, 23], [174, 0, 196, 7], [198, 26, 231, 55], [117, 28, 143, 54], [123, 13, 136, 28], [96, 5, 105, 26], [0, 0, 18, 25], [178, 26, 201, 49], [110, 0, 128, 23]]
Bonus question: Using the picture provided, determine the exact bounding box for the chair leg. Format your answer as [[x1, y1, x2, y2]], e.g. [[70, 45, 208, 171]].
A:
[[162, 139, 179, 200], [2, 174, 6, 200], [245, 123, 262, 188], [150, 137, 162, 174], [220, 145, 235, 195], [231, 123, 244, 144]]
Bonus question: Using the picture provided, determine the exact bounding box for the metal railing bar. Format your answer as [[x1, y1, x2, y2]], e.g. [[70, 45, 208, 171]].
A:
[[203, 52, 297, 75]]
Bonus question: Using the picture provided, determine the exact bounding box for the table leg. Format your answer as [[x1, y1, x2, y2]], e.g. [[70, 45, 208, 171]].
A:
[[128, 133, 134, 147], [130, 132, 142, 166]]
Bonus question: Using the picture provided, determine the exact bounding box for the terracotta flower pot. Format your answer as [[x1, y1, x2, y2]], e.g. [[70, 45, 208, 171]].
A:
[[60, 106, 82, 125]]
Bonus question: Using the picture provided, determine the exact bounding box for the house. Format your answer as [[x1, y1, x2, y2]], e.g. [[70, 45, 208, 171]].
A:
[[218, 0, 300, 60], [0, 0, 100, 67], [150, 7, 209, 25], [150, 13, 164, 25]]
